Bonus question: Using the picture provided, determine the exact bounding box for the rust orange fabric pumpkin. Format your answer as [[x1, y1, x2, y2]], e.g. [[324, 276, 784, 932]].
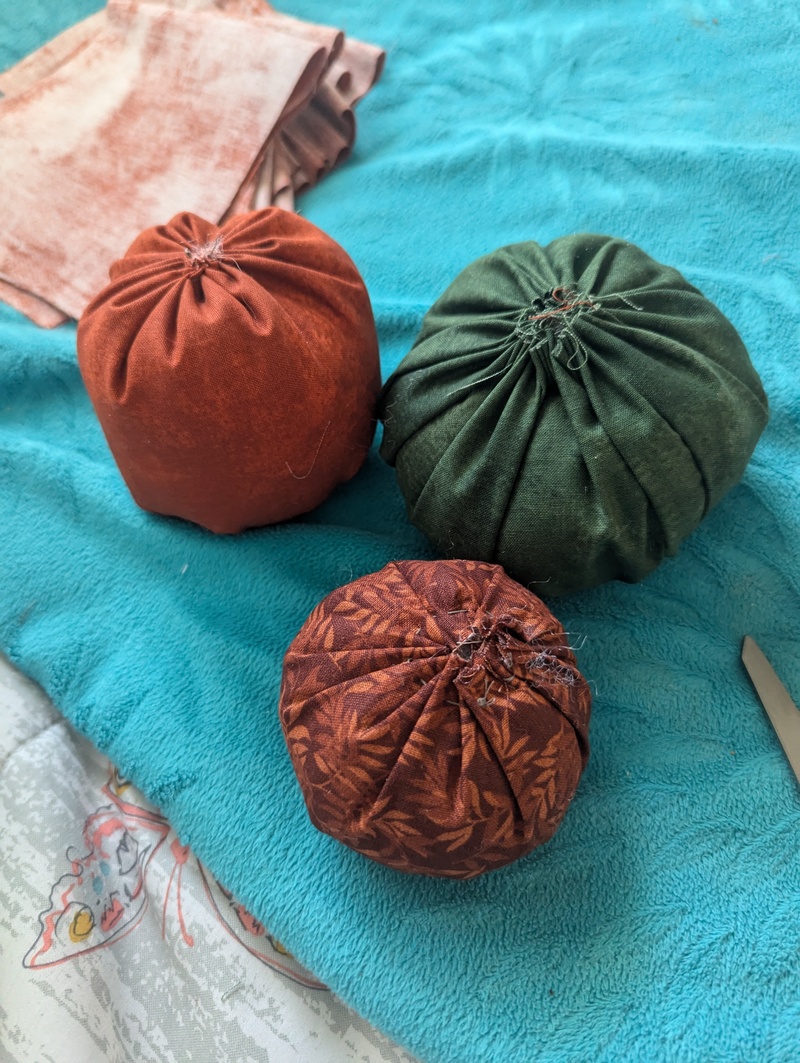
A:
[[77, 208, 380, 533], [279, 559, 592, 879]]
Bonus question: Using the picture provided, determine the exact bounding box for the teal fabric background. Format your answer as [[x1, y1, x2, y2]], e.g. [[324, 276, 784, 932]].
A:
[[2, 3, 799, 1061]]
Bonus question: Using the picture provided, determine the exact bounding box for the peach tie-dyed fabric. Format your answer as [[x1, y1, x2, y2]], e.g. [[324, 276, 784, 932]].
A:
[[0, 0, 383, 327], [280, 560, 592, 880]]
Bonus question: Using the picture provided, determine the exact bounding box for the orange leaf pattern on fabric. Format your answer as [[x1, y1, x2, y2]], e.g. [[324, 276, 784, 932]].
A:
[[279, 560, 591, 879]]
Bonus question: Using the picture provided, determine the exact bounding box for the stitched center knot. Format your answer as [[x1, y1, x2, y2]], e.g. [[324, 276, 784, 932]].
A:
[[514, 287, 599, 370], [452, 613, 518, 685], [184, 235, 225, 272], [451, 613, 578, 694]]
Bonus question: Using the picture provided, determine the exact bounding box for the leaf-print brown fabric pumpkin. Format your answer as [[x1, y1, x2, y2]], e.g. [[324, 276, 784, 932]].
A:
[[279, 559, 592, 879], [77, 208, 380, 533]]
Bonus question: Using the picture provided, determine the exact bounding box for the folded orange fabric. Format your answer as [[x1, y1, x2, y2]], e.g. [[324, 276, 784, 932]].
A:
[[0, 0, 383, 327], [77, 208, 381, 532]]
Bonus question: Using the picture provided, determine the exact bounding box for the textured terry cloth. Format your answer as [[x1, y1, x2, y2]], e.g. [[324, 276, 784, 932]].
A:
[[77, 209, 380, 532], [379, 235, 769, 594], [0, 0, 383, 327], [0, 655, 417, 1063], [1, 2, 800, 1063]]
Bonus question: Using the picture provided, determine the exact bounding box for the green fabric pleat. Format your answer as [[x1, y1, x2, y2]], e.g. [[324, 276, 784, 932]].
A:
[[379, 235, 769, 595]]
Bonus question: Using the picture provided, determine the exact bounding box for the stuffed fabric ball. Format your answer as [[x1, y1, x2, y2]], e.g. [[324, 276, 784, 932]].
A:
[[378, 234, 769, 595], [78, 208, 380, 533], [279, 559, 591, 879]]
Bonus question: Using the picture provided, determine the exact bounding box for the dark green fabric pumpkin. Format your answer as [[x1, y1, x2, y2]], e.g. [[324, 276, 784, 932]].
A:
[[378, 234, 769, 595]]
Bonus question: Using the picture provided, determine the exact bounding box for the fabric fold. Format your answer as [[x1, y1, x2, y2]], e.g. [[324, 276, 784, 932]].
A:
[[0, 0, 384, 326]]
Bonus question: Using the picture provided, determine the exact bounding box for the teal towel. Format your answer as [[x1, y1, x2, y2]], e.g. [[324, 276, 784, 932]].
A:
[[2, 2, 799, 1061]]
